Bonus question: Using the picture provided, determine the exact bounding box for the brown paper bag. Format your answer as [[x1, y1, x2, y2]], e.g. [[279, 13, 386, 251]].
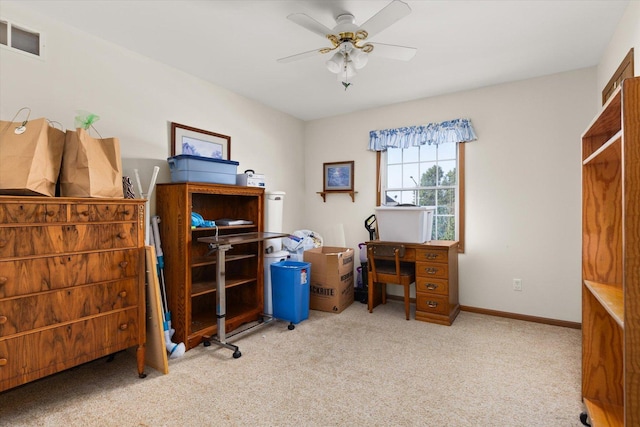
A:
[[0, 118, 65, 197], [60, 128, 123, 198]]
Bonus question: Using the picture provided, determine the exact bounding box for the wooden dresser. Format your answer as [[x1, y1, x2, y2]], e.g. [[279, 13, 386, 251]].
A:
[[0, 196, 146, 392], [368, 240, 459, 325]]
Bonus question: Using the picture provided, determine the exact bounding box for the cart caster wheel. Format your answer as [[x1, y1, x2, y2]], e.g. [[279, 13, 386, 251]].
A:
[[139, 373, 147, 379], [288, 323, 295, 330], [579, 412, 591, 426], [233, 350, 242, 359], [203, 340, 211, 347]]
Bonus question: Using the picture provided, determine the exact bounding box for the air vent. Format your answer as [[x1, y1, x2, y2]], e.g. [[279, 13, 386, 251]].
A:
[[0, 19, 42, 57]]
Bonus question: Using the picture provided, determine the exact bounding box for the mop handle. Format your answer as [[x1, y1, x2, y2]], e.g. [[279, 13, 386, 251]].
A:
[[151, 216, 163, 258]]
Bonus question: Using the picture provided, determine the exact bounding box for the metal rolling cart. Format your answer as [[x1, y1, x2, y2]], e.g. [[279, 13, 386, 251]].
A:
[[197, 231, 288, 358]]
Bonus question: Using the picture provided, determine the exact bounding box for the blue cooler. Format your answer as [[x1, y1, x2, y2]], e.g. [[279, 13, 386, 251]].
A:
[[270, 261, 310, 328]]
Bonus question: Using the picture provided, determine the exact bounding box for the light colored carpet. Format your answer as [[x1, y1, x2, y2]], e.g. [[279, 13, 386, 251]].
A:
[[0, 301, 585, 426]]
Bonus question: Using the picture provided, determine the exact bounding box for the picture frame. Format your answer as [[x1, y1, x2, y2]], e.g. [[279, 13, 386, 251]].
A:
[[323, 161, 354, 192], [170, 122, 231, 160]]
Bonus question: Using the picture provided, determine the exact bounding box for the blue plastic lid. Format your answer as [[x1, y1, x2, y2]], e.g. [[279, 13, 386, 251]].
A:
[[168, 154, 239, 166]]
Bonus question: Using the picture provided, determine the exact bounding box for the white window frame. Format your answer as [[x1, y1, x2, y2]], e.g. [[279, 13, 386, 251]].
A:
[[376, 143, 465, 252]]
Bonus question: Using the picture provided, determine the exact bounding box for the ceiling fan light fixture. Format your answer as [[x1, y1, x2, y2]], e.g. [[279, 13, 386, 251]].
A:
[[326, 52, 343, 73], [337, 60, 357, 81], [350, 49, 368, 69]]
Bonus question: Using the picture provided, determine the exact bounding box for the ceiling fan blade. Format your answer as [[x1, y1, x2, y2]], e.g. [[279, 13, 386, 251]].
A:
[[358, 0, 411, 39], [369, 42, 417, 61], [287, 13, 333, 38], [277, 48, 325, 64]]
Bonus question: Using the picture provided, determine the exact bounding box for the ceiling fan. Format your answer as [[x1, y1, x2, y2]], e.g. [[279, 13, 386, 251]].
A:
[[277, 0, 417, 89]]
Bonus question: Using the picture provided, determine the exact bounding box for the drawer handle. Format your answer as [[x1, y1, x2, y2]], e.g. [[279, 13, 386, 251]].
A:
[[424, 253, 438, 260], [0, 358, 7, 366], [0, 315, 6, 324], [426, 283, 438, 290], [119, 261, 129, 269], [120, 209, 131, 216], [119, 291, 127, 298], [46, 210, 56, 217], [117, 232, 128, 240], [427, 301, 438, 308], [0, 240, 6, 248], [119, 323, 129, 331], [0, 277, 7, 285], [81, 210, 90, 217], [424, 267, 438, 275]]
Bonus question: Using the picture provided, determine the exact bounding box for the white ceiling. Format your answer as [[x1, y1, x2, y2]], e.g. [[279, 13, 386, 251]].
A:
[[10, 0, 630, 121]]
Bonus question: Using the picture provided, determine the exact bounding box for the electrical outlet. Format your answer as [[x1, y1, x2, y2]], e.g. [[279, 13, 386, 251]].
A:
[[513, 278, 523, 291]]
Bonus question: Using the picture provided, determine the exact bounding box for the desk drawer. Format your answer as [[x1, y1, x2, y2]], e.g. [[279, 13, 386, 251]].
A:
[[416, 277, 449, 296], [415, 248, 448, 264], [415, 261, 449, 279], [416, 294, 449, 315]]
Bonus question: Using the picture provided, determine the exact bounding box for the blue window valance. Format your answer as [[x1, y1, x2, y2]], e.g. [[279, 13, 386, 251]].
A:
[[368, 118, 477, 151]]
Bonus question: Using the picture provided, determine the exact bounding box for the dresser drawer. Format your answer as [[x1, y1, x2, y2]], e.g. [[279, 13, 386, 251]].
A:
[[0, 308, 140, 391], [70, 204, 138, 222], [0, 223, 139, 258], [416, 294, 449, 316], [415, 248, 448, 264], [415, 261, 449, 279], [0, 248, 140, 298], [0, 278, 138, 337], [416, 277, 449, 296], [0, 203, 67, 224]]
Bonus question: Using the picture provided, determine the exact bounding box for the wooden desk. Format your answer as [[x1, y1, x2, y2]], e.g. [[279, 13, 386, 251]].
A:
[[367, 240, 459, 326]]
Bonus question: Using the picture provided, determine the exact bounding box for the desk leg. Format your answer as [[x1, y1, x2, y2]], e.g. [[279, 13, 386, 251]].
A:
[[202, 243, 242, 359], [367, 269, 383, 313]]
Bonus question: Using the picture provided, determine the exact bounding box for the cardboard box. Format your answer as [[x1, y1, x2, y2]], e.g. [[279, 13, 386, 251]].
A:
[[303, 246, 354, 313]]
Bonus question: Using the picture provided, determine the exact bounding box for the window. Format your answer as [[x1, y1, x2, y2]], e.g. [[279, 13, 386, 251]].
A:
[[370, 118, 476, 252], [377, 143, 465, 252]]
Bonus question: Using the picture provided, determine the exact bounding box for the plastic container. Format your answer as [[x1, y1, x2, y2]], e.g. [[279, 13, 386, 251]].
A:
[[168, 155, 239, 184], [374, 206, 435, 243], [270, 260, 311, 324]]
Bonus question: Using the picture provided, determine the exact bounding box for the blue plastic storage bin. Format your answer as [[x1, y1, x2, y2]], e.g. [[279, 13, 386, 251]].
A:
[[270, 261, 310, 325], [168, 155, 239, 184]]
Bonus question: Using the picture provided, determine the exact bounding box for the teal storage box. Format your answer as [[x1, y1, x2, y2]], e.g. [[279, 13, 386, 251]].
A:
[[168, 155, 239, 184], [271, 261, 311, 325]]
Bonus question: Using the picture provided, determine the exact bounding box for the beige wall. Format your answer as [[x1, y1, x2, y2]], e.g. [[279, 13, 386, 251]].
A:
[[304, 68, 596, 323], [0, 2, 307, 234]]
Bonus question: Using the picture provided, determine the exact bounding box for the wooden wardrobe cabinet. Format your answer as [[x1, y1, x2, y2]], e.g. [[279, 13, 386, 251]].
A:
[[581, 76, 639, 426], [155, 183, 265, 351], [0, 196, 146, 392]]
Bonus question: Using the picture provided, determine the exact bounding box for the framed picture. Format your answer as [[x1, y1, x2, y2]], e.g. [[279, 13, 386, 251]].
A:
[[323, 161, 354, 192], [171, 122, 231, 160]]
